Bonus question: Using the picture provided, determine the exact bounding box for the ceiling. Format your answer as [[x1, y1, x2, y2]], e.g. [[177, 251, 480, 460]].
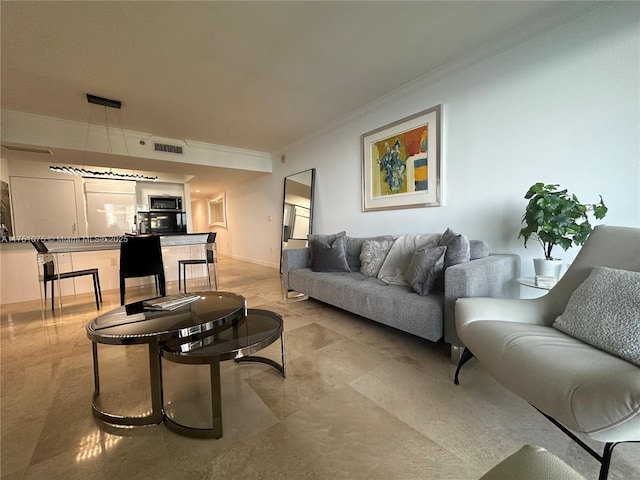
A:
[[1, 1, 599, 199]]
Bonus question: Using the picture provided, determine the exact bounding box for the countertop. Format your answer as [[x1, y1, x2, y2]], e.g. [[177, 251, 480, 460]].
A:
[[0, 233, 210, 252]]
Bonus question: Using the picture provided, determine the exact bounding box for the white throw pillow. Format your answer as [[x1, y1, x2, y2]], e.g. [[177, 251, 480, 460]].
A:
[[553, 266, 640, 366]]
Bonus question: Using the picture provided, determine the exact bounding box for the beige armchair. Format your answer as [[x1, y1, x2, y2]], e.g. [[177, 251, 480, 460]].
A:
[[455, 225, 640, 480]]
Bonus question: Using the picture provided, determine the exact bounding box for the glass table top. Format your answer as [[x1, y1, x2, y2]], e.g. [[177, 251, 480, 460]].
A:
[[86, 291, 246, 344]]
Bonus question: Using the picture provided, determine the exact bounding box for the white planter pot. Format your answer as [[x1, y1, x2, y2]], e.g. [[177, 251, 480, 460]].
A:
[[533, 258, 563, 279]]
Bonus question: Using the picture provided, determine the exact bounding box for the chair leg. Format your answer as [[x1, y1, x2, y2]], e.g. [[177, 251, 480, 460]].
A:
[[43, 279, 48, 309], [158, 271, 166, 297], [178, 262, 182, 291], [120, 276, 126, 306], [92, 273, 100, 310], [51, 280, 55, 312], [182, 264, 187, 293], [598, 443, 617, 480], [454, 348, 474, 385], [96, 272, 102, 302]]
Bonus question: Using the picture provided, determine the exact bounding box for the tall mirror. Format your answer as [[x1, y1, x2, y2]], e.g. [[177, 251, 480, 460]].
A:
[[280, 168, 315, 273]]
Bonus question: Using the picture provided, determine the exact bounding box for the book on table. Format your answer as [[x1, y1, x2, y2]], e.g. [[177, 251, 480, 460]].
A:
[[143, 294, 201, 311]]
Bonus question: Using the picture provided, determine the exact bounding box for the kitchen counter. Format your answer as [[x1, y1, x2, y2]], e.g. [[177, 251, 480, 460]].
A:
[[0, 233, 215, 304], [1, 233, 210, 252]]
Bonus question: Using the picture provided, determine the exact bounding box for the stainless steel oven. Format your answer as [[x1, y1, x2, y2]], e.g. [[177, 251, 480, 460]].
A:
[[138, 211, 186, 234]]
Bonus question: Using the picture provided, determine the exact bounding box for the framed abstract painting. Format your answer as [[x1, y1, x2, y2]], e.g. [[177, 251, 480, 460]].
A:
[[361, 105, 441, 211]]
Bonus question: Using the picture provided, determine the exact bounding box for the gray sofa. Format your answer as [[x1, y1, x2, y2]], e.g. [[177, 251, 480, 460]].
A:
[[281, 233, 519, 352]]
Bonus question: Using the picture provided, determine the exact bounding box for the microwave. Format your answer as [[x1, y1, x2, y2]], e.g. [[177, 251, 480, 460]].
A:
[[138, 211, 186, 235], [149, 195, 182, 211]]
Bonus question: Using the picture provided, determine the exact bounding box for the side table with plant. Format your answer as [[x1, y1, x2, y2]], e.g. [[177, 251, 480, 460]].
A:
[[518, 182, 608, 280]]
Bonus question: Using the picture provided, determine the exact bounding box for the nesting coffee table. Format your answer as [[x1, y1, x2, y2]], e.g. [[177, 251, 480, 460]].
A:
[[86, 291, 285, 437]]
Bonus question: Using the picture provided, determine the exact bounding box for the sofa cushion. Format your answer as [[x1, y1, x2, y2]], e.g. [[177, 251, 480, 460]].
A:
[[470, 240, 490, 260], [553, 266, 640, 366], [346, 235, 394, 268], [406, 245, 447, 296], [288, 268, 444, 341], [378, 233, 440, 285], [359, 238, 393, 277], [310, 237, 350, 272], [308, 231, 346, 267], [440, 228, 471, 268]]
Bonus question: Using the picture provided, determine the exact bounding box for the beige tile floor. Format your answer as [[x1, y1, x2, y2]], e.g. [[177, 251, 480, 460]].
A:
[[1, 256, 638, 480]]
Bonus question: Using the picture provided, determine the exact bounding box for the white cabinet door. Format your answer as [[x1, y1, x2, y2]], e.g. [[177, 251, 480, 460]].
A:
[[84, 180, 136, 236], [10, 176, 78, 236]]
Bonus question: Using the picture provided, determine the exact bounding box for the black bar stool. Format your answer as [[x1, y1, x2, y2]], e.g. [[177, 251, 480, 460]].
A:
[[31, 241, 102, 311], [120, 234, 166, 305], [178, 232, 218, 293]]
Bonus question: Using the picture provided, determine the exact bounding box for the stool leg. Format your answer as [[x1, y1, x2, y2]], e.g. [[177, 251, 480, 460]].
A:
[[212, 260, 219, 290], [280, 331, 287, 378], [120, 276, 126, 306], [183, 264, 187, 293], [209, 357, 222, 438], [96, 272, 102, 302], [92, 273, 100, 310]]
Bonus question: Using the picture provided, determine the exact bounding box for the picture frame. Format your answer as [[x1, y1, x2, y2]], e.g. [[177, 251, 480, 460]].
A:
[[362, 105, 441, 211]]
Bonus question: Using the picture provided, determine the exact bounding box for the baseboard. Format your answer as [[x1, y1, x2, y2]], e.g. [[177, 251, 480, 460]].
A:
[[219, 252, 279, 270]]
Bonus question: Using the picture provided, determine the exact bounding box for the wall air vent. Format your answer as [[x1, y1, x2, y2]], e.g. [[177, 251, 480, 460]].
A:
[[3, 145, 53, 155], [153, 142, 184, 155]]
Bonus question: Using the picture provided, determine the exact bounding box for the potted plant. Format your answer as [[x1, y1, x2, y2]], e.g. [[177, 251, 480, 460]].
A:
[[519, 182, 608, 279]]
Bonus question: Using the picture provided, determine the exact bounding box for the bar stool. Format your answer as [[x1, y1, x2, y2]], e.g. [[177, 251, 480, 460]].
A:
[[31, 241, 102, 311], [120, 234, 166, 305], [178, 232, 218, 293]]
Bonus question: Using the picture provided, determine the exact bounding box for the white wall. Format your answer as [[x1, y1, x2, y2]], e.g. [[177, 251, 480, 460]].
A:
[[225, 3, 640, 274]]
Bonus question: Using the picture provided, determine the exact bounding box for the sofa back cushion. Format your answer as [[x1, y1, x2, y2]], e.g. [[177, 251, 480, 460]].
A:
[[470, 240, 490, 260], [345, 235, 394, 269]]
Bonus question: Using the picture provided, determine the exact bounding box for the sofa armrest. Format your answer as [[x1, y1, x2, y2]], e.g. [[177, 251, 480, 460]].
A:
[[281, 247, 310, 290], [444, 253, 520, 346]]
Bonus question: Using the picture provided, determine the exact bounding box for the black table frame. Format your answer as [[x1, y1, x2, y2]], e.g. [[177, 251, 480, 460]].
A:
[[161, 308, 286, 438], [87, 292, 246, 427]]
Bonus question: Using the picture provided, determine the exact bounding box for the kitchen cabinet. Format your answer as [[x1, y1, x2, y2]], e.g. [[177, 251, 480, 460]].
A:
[[10, 176, 79, 236], [84, 180, 136, 236]]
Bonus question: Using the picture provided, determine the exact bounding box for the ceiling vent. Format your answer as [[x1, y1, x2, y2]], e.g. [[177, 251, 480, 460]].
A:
[[153, 142, 184, 155], [3, 145, 53, 155]]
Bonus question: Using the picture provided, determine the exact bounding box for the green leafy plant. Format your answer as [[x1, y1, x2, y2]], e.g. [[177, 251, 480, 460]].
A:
[[519, 183, 608, 260]]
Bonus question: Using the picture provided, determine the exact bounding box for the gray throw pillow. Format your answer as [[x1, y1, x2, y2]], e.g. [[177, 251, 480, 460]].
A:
[[359, 239, 393, 277], [310, 237, 350, 272], [439, 228, 471, 268], [307, 231, 346, 267], [405, 246, 447, 296], [553, 266, 640, 366]]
